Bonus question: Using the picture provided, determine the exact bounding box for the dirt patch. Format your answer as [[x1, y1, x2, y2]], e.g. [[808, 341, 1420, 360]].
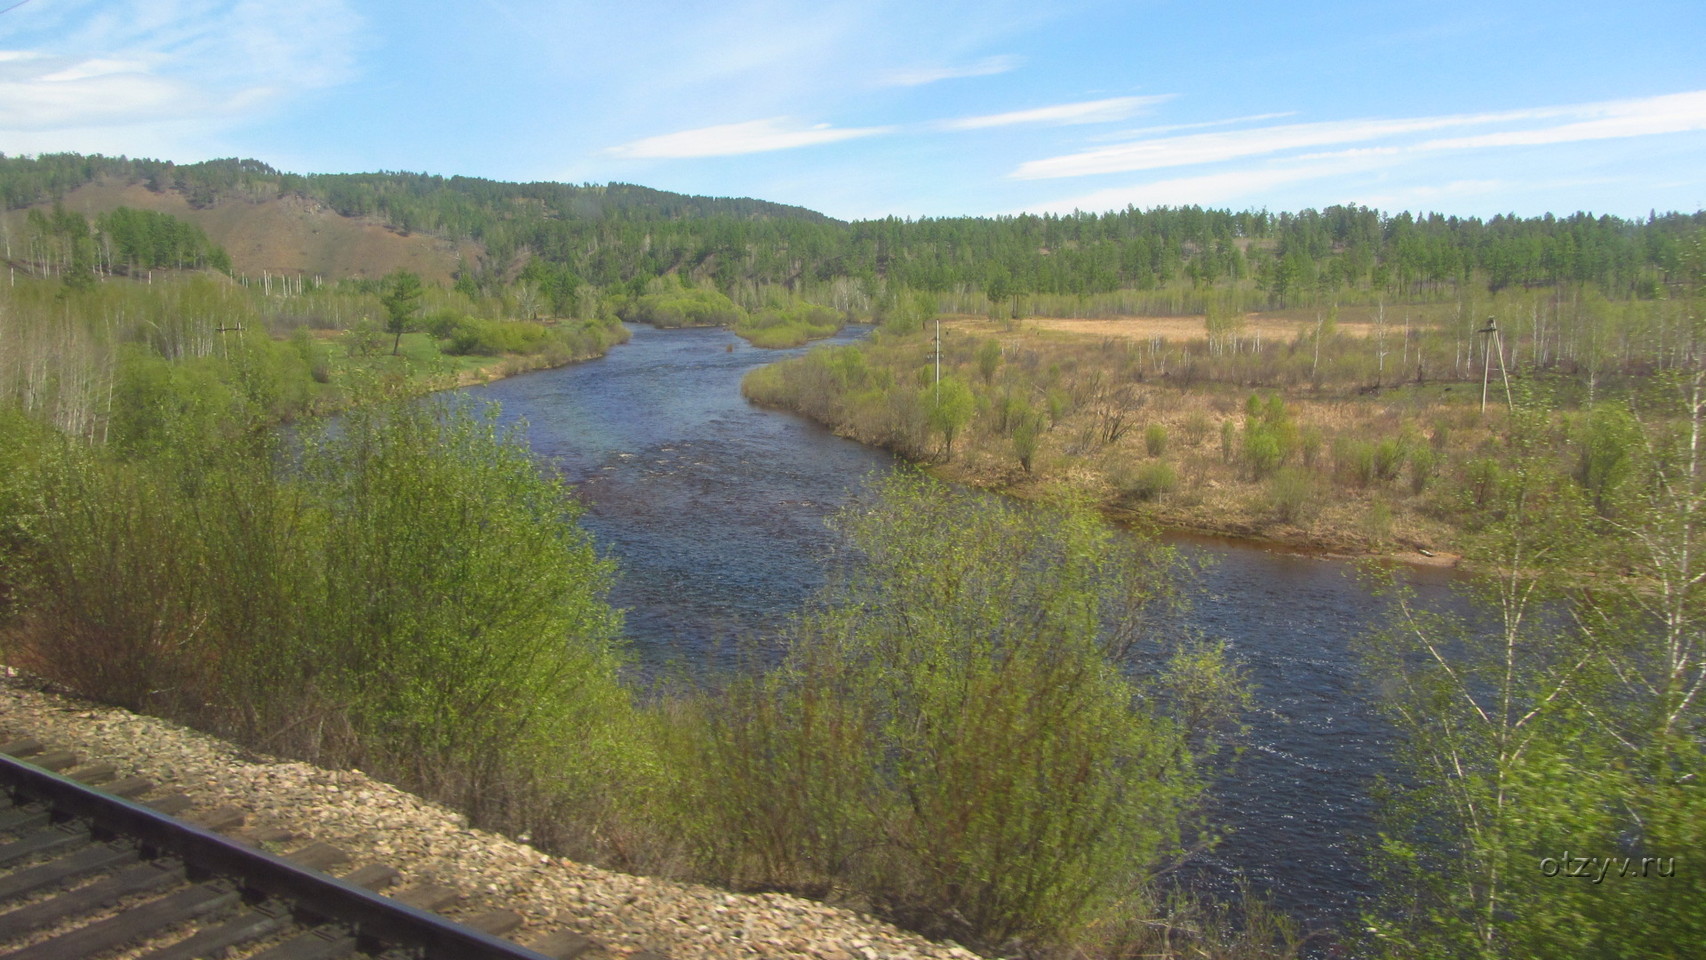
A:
[[14, 178, 478, 283]]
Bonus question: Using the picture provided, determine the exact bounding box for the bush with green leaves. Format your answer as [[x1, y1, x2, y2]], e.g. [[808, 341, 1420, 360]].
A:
[[734, 300, 842, 348], [1359, 401, 1706, 959], [1114, 458, 1178, 502], [2, 387, 639, 853], [1266, 466, 1318, 524], [1145, 422, 1169, 457], [662, 473, 1243, 953], [622, 287, 744, 327]]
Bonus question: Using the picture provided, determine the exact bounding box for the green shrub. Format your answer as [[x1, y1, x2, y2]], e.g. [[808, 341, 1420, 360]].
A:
[[1114, 459, 1178, 502], [662, 474, 1238, 952], [1267, 466, 1319, 525], [1012, 411, 1042, 473], [623, 288, 744, 327], [1335, 437, 1377, 487], [5, 393, 639, 854], [1182, 411, 1211, 447], [734, 301, 842, 348], [977, 338, 1002, 383], [1145, 423, 1169, 457], [1372, 436, 1409, 482], [1244, 429, 1283, 478], [292, 400, 635, 832]]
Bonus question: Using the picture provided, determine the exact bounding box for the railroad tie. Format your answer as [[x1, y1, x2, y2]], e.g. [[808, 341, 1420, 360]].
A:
[[0, 731, 644, 960]]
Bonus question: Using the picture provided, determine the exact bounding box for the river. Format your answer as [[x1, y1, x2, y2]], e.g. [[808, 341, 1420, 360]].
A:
[[465, 322, 1462, 940]]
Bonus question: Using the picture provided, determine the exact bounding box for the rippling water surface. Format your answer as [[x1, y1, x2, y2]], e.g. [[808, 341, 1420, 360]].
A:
[[466, 323, 1462, 937]]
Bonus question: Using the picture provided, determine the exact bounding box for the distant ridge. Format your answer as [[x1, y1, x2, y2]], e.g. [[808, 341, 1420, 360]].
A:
[[0, 153, 835, 282], [2, 152, 1698, 303]]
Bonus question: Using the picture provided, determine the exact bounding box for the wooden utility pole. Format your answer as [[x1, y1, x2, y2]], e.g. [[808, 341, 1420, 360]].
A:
[[934, 315, 941, 403], [1479, 317, 1512, 413]]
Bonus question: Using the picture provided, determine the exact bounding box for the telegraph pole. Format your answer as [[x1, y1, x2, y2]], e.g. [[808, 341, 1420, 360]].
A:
[[934, 315, 941, 403], [1478, 317, 1512, 413]]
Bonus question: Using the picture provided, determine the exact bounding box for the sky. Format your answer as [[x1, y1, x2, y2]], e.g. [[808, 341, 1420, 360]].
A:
[[1, 0, 1703, 222]]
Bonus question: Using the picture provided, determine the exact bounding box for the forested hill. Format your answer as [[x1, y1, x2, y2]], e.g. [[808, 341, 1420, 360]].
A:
[[0, 154, 833, 227], [2, 152, 1702, 311]]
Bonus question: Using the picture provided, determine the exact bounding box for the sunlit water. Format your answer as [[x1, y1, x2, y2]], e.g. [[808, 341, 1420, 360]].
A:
[[465, 323, 1462, 940]]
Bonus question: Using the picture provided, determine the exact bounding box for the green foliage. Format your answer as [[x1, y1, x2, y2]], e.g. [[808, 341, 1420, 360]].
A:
[[976, 338, 1003, 383], [733, 300, 841, 348], [1114, 458, 1178, 502], [622, 287, 743, 327], [381, 270, 424, 355], [97, 206, 230, 273], [1242, 394, 1296, 478], [1, 392, 638, 851], [662, 474, 1233, 952], [1145, 422, 1170, 457], [1012, 409, 1042, 473], [295, 399, 634, 825], [439, 317, 554, 355], [1335, 438, 1378, 487], [1571, 404, 1641, 515], [1266, 466, 1318, 525], [1359, 399, 1706, 959], [5, 153, 1706, 321], [1182, 411, 1211, 447], [928, 376, 975, 458]]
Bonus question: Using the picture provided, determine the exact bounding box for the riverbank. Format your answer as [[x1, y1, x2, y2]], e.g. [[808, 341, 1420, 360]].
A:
[[742, 314, 1478, 566], [917, 460, 1461, 568]]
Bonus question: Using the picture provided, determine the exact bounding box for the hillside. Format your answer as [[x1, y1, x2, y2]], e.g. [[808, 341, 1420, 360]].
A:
[[5, 177, 478, 283]]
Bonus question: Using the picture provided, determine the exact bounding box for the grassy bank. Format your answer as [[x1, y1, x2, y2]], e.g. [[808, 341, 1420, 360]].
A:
[[740, 308, 1656, 561], [619, 279, 848, 347]]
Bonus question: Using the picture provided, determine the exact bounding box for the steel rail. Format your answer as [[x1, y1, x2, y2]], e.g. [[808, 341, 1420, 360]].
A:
[[0, 751, 557, 960]]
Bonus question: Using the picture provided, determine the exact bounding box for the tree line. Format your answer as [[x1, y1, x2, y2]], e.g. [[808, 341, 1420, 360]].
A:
[[8, 202, 230, 290], [4, 152, 1701, 310]]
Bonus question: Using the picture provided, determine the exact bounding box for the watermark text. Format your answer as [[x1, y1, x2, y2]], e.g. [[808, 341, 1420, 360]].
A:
[[1540, 852, 1677, 883]]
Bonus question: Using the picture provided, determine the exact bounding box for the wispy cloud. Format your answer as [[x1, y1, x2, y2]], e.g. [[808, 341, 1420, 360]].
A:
[[608, 117, 893, 159], [879, 54, 1023, 87], [1012, 112, 1539, 180], [1087, 112, 1297, 142], [1417, 90, 1706, 150], [943, 95, 1170, 131], [0, 0, 362, 145], [1011, 91, 1706, 180]]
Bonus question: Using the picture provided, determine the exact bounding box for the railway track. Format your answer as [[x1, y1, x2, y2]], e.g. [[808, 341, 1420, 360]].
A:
[[0, 736, 646, 960]]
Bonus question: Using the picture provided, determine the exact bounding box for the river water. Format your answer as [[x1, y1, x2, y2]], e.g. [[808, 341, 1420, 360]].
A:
[[466, 322, 1461, 939]]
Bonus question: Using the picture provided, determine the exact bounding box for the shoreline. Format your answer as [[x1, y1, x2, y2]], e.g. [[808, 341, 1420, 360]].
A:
[[455, 328, 1462, 571], [919, 458, 1462, 570]]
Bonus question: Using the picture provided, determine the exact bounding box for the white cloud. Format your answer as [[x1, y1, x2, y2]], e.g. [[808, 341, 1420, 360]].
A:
[[1086, 112, 1297, 142], [1010, 91, 1706, 180], [608, 117, 893, 159], [1012, 112, 1535, 180], [1416, 90, 1706, 151], [879, 54, 1023, 87], [943, 95, 1171, 131], [0, 54, 192, 130], [0, 0, 362, 143]]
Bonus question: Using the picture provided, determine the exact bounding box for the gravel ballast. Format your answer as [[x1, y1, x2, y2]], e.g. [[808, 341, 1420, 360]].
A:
[[0, 673, 983, 960]]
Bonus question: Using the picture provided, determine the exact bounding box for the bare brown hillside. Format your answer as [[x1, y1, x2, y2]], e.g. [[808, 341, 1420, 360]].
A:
[[9, 178, 479, 283]]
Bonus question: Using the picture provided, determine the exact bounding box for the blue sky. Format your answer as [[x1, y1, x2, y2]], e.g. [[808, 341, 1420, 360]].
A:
[[2, 0, 1702, 221]]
